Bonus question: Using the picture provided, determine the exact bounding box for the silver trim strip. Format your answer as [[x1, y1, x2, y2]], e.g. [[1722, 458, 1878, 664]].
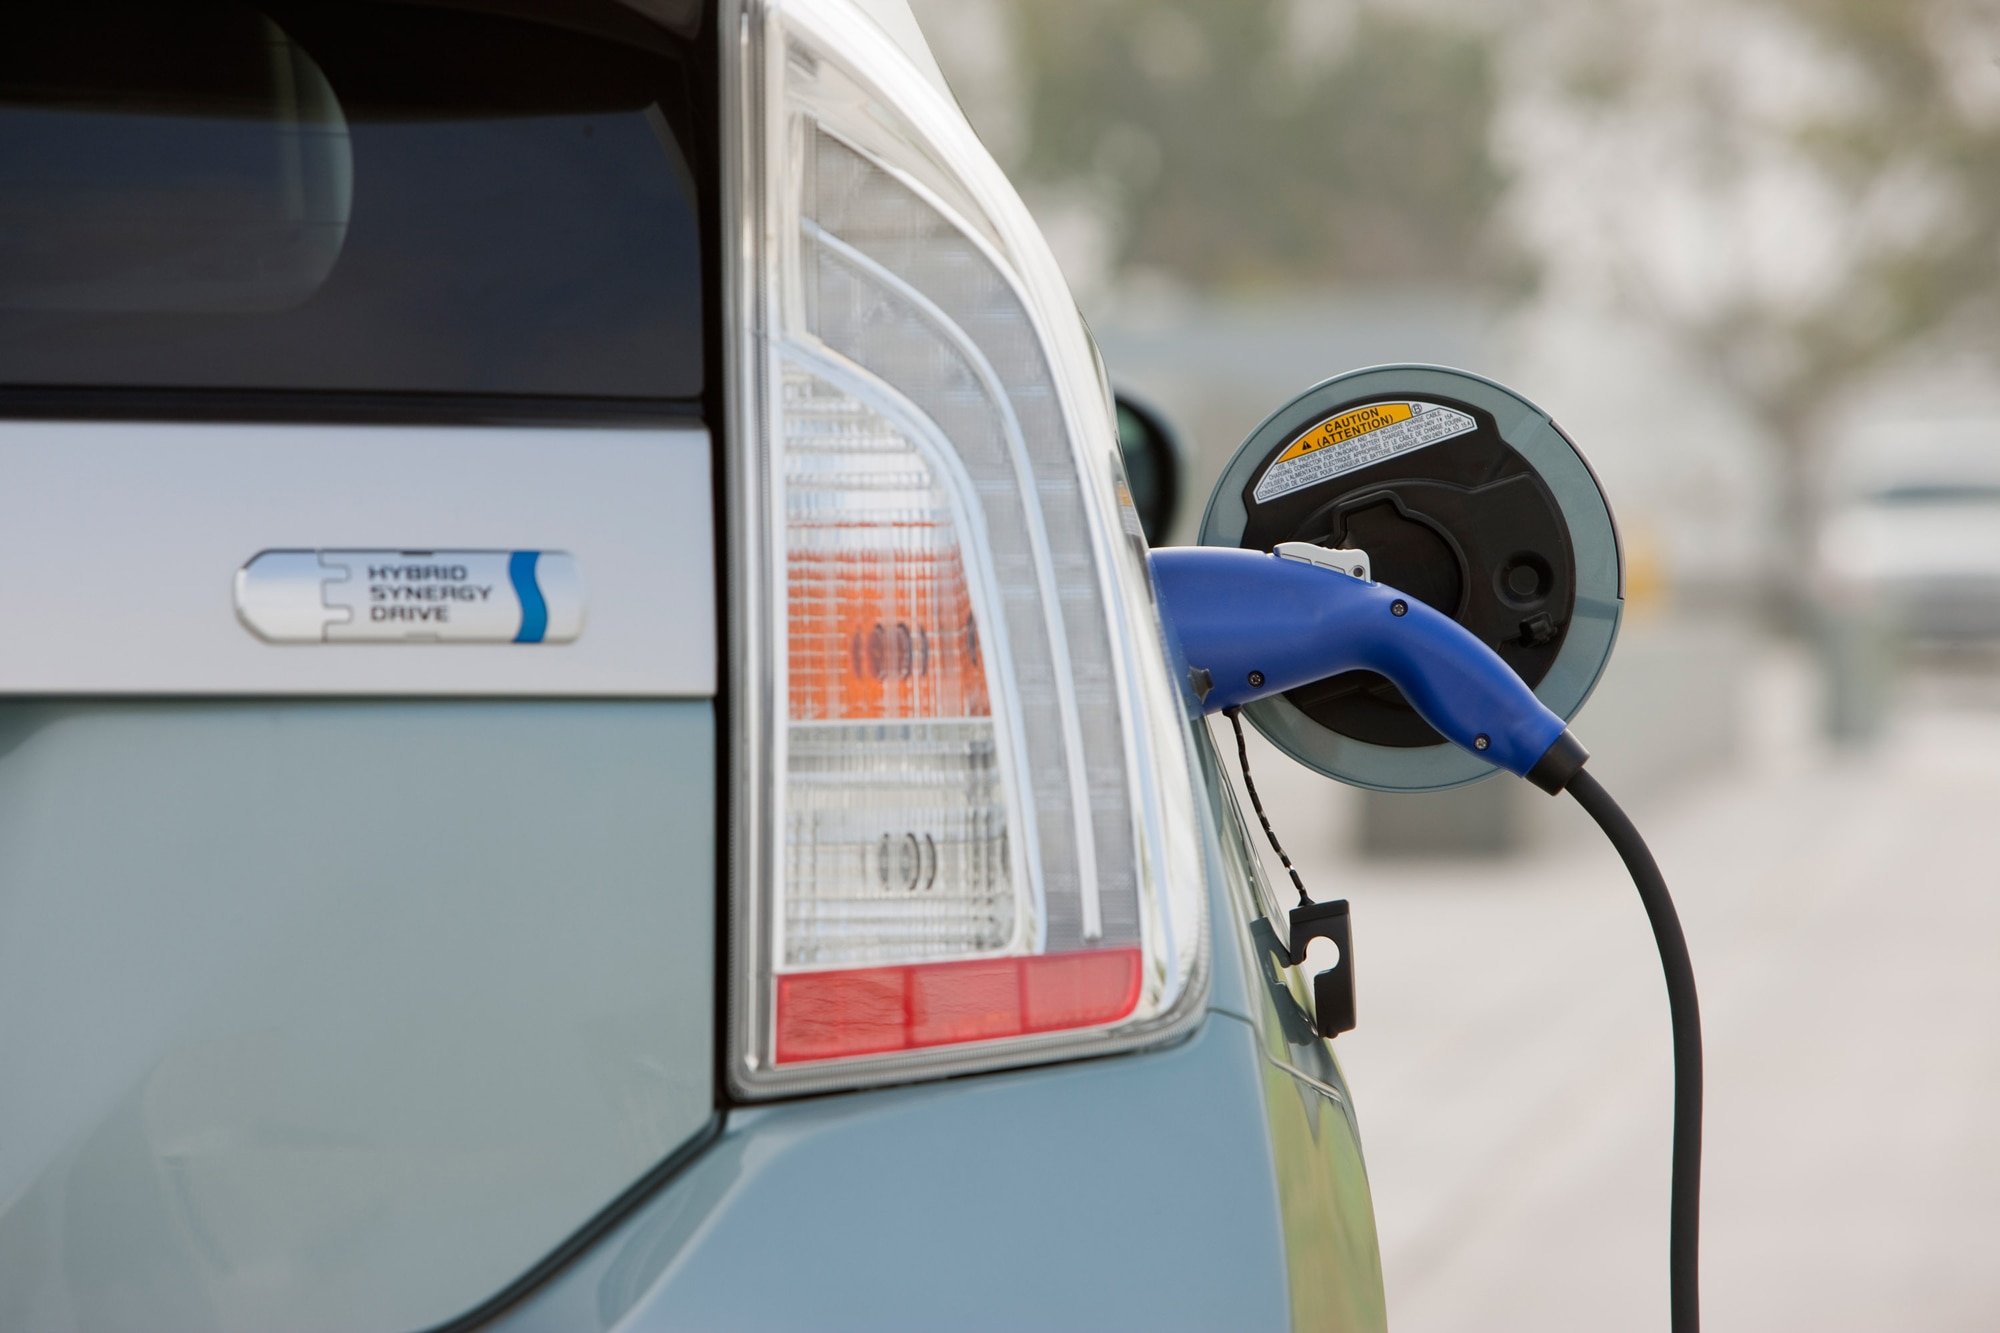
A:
[[722, 0, 773, 1075], [0, 421, 712, 697]]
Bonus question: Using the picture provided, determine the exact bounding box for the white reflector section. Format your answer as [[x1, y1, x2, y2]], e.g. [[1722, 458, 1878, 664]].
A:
[[785, 722, 1010, 965], [781, 365, 1024, 969]]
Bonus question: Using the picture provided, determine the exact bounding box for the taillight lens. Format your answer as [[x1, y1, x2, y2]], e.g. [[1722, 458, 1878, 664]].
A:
[[724, 0, 1207, 1094]]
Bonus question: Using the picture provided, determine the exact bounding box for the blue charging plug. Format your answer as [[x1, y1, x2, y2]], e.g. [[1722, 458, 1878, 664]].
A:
[[1150, 546, 1588, 793], [1151, 550, 1700, 1333]]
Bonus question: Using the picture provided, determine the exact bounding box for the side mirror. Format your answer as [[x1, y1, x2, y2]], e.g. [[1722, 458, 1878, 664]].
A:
[[1197, 364, 1624, 792], [1115, 391, 1186, 545]]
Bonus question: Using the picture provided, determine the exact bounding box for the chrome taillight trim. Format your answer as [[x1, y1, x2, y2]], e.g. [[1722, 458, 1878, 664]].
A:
[[721, 0, 775, 1087]]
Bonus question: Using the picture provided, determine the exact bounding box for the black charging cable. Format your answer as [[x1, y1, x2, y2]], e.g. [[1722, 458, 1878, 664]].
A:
[[1565, 767, 1702, 1333], [1225, 711, 1702, 1332]]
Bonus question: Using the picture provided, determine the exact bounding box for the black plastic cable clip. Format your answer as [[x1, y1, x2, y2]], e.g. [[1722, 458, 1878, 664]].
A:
[[1287, 899, 1355, 1038]]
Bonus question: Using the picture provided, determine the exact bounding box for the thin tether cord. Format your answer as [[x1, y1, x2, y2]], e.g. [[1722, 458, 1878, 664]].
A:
[[1224, 705, 1310, 907], [1567, 766, 1702, 1333]]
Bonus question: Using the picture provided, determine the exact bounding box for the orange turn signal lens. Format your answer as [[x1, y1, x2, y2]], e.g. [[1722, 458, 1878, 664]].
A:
[[788, 539, 988, 722]]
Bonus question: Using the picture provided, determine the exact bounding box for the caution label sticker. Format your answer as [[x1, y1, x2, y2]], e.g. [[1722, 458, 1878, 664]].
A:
[[1252, 400, 1477, 503]]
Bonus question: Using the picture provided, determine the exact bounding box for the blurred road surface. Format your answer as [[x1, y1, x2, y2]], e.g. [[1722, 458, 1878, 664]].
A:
[[1220, 647, 2000, 1331]]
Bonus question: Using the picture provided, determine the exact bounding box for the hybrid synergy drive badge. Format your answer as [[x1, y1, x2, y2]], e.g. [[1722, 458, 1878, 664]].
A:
[[235, 550, 584, 644]]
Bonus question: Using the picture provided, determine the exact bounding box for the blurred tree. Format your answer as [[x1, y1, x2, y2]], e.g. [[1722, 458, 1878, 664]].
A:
[[949, 0, 2000, 605], [1007, 0, 1525, 292], [1512, 0, 2000, 603]]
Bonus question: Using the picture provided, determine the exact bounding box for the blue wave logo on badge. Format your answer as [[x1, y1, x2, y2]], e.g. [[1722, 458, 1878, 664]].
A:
[[234, 549, 585, 644]]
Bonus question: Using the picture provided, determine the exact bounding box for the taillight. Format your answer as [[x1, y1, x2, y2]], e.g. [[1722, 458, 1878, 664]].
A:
[[723, 0, 1208, 1094]]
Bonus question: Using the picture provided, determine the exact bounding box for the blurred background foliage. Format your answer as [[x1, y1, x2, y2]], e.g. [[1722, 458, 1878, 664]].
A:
[[1539, 0, 2000, 596], [916, 0, 2000, 608], [1008, 1, 1523, 293], [907, 7, 2000, 1327]]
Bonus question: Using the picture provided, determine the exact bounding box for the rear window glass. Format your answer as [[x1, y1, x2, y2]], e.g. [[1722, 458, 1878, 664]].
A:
[[0, 1, 703, 398]]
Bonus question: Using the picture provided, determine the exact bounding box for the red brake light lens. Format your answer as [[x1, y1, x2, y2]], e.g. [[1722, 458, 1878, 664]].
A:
[[775, 948, 1143, 1063]]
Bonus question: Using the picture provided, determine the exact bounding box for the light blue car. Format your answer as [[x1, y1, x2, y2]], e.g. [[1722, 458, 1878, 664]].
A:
[[0, 1, 1387, 1328]]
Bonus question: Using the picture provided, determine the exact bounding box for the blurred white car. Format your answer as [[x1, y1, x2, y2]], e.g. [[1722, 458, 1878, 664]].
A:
[[1819, 422, 2000, 642]]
